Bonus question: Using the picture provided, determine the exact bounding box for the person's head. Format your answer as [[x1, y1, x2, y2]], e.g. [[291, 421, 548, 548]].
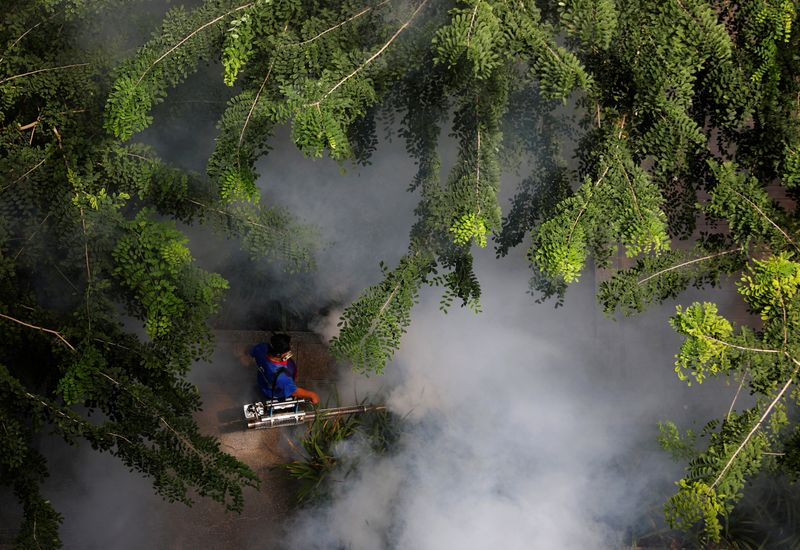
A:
[[269, 333, 292, 359]]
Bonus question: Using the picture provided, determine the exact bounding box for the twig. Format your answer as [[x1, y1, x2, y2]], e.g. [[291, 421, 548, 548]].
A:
[[97, 371, 207, 463], [13, 212, 51, 260], [295, 0, 391, 46], [135, 3, 254, 85], [0, 62, 90, 86], [0, 311, 75, 351], [637, 247, 743, 285], [565, 164, 610, 249], [698, 334, 782, 355], [726, 369, 748, 421], [307, 0, 429, 107], [2, 156, 48, 192], [78, 206, 92, 331]]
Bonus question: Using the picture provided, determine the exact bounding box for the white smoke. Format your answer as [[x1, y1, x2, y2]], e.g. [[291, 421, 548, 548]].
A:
[[284, 248, 735, 549]]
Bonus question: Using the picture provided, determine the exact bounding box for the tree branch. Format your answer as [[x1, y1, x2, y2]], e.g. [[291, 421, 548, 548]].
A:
[[295, 0, 391, 46], [637, 247, 743, 285], [729, 188, 799, 253], [0, 63, 90, 86], [307, 0, 429, 107], [565, 164, 610, 249], [2, 156, 49, 192], [0, 311, 75, 351], [0, 21, 42, 65], [135, 3, 254, 85], [237, 58, 276, 167]]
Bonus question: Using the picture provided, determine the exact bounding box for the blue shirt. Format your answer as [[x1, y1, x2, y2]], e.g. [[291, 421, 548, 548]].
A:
[[251, 343, 297, 400]]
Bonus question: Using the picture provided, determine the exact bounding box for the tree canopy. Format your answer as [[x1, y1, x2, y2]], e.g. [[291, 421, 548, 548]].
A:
[[2, 0, 800, 546]]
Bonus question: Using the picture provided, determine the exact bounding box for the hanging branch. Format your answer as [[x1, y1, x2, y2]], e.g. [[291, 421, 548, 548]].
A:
[[726, 368, 749, 421], [637, 247, 744, 285], [307, 0, 430, 107], [96, 371, 208, 464]]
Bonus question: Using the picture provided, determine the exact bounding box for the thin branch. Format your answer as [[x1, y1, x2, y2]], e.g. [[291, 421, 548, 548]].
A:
[[699, 334, 782, 355], [0, 62, 90, 86], [473, 122, 481, 215], [124, 151, 151, 162], [307, 0, 429, 107], [53, 263, 79, 292], [565, 164, 610, 249], [729, 187, 800, 252], [465, 4, 479, 47], [711, 358, 799, 489], [0, 22, 42, 65], [2, 156, 48, 192], [0, 311, 75, 351], [237, 58, 276, 166], [727, 369, 748, 422], [637, 247, 744, 285], [135, 3, 254, 85], [96, 370, 205, 461], [78, 206, 92, 330], [13, 212, 51, 260], [295, 0, 391, 46]]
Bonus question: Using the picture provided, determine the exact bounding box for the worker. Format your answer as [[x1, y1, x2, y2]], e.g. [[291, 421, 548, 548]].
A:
[[251, 333, 320, 404]]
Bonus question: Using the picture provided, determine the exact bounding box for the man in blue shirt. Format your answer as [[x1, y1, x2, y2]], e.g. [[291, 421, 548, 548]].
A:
[[251, 334, 320, 404]]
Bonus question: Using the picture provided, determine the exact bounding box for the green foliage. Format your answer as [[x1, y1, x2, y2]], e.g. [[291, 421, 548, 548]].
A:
[[433, 0, 504, 80], [532, 134, 670, 284], [658, 421, 698, 462], [738, 253, 800, 321], [330, 253, 432, 374], [665, 480, 725, 544], [222, 12, 256, 86], [557, 0, 618, 51], [670, 302, 734, 385], [450, 211, 489, 247]]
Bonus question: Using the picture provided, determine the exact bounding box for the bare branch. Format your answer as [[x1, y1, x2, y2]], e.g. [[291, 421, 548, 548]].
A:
[[13, 213, 51, 260], [465, 4, 479, 47], [698, 334, 782, 355], [2, 156, 49, 193], [637, 247, 743, 285], [0, 21, 42, 65], [726, 369, 748, 422], [0, 62, 90, 86], [307, 0, 429, 107], [237, 58, 276, 167], [0, 311, 75, 351], [295, 0, 391, 46]]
